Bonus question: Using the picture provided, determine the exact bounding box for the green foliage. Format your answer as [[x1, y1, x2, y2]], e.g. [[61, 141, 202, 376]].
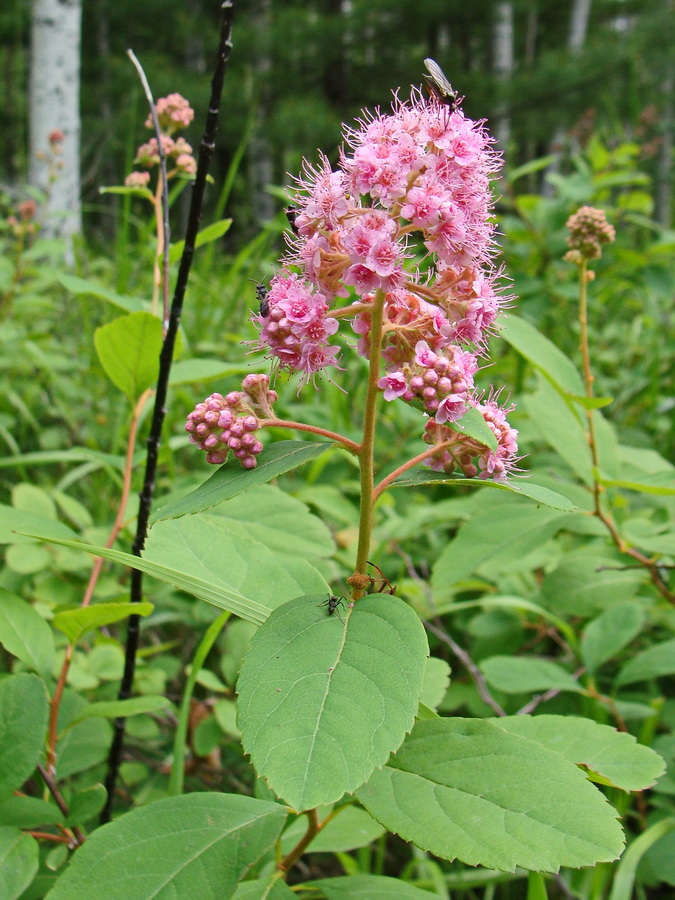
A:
[[1, 43, 675, 900]]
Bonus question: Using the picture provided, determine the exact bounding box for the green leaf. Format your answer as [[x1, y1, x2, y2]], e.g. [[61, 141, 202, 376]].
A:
[[53, 602, 154, 644], [94, 311, 164, 402], [237, 594, 428, 811], [0, 589, 55, 679], [609, 818, 675, 900], [524, 377, 592, 484], [233, 878, 296, 899], [598, 474, 675, 496], [66, 696, 169, 728], [616, 638, 675, 687], [541, 551, 644, 617], [0, 828, 38, 900], [22, 534, 270, 625], [498, 314, 585, 396], [55, 699, 112, 780], [569, 394, 614, 410], [0, 675, 49, 798], [206, 484, 335, 560], [280, 806, 385, 854], [492, 715, 665, 791], [479, 656, 583, 694], [420, 657, 451, 711], [637, 820, 675, 889], [168, 358, 254, 386], [153, 441, 336, 521], [63, 785, 107, 826], [357, 718, 624, 872], [581, 602, 645, 674], [144, 515, 328, 616], [451, 405, 498, 450], [44, 794, 287, 900], [0, 796, 62, 829], [169, 218, 232, 263], [392, 472, 576, 511], [58, 274, 144, 313], [431, 501, 571, 589], [0, 506, 76, 545], [309, 874, 437, 898]]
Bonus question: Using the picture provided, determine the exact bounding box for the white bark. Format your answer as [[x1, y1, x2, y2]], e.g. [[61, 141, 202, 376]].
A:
[[29, 0, 82, 246], [493, 1, 514, 152]]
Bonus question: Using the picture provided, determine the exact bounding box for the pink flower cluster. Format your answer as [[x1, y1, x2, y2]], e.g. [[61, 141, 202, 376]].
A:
[[423, 394, 519, 480], [146, 93, 195, 136], [246, 80, 518, 480], [126, 93, 197, 185], [186, 375, 277, 468]]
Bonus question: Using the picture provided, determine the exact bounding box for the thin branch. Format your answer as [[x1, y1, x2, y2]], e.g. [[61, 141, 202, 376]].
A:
[[101, 0, 237, 825], [126, 49, 171, 331], [36, 763, 85, 846]]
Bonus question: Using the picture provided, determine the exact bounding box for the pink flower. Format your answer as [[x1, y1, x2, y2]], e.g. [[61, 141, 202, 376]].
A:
[[378, 371, 408, 401]]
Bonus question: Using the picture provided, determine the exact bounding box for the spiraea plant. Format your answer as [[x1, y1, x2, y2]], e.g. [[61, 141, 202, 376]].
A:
[[13, 47, 668, 900]]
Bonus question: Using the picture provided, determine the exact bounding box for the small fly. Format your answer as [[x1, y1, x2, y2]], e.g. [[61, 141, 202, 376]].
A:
[[423, 58, 460, 110], [319, 593, 346, 623]]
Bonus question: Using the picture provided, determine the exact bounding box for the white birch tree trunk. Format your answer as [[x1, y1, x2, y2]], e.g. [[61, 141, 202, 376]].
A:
[[493, 1, 514, 154], [29, 0, 82, 249], [543, 0, 592, 195]]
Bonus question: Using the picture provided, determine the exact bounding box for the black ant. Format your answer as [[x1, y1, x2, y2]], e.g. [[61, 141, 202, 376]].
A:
[[319, 593, 346, 623], [254, 283, 270, 317], [285, 205, 299, 234], [367, 560, 396, 595]]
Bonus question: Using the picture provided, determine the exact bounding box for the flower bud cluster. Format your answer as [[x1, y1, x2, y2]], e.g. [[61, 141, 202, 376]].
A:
[[126, 93, 197, 186], [423, 394, 519, 481], [185, 375, 277, 469], [565, 206, 615, 262]]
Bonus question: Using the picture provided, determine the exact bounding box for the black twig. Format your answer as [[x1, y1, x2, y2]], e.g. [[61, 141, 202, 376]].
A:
[[101, 0, 236, 824]]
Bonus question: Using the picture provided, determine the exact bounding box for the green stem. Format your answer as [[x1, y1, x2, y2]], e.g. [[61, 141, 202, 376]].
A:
[[353, 289, 386, 594], [169, 610, 231, 796]]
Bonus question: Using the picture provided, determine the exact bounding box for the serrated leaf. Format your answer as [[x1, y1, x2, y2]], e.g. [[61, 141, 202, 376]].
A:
[[94, 311, 163, 402], [581, 603, 645, 674], [44, 793, 287, 900], [21, 534, 270, 625], [53, 602, 154, 644], [154, 441, 336, 521], [0, 828, 38, 900], [0, 589, 55, 680], [616, 638, 675, 687], [392, 472, 575, 511], [0, 675, 49, 798], [309, 874, 436, 898], [492, 715, 665, 791], [357, 718, 624, 872], [66, 696, 169, 728], [58, 274, 144, 313], [237, 594, 428, 811]]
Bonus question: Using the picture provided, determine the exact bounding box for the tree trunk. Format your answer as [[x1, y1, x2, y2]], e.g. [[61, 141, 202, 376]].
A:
[[29, 0, 82, 250], [492, 1, 514, 155], [543, 0, 592, 196]]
